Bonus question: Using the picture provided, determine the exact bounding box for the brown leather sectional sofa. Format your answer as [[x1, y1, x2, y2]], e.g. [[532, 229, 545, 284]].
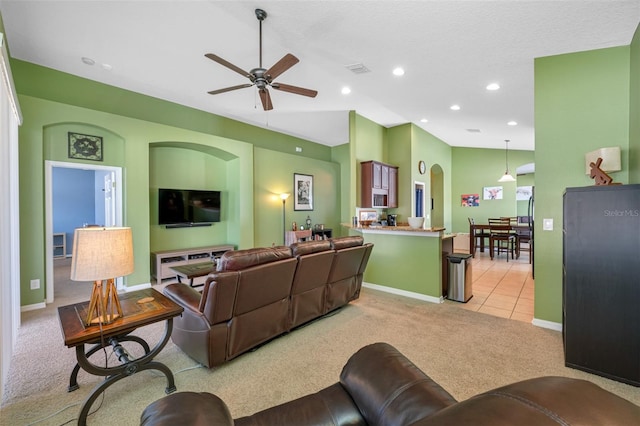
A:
[[162, 236, 373, 368], [141, 342, 640, 425]]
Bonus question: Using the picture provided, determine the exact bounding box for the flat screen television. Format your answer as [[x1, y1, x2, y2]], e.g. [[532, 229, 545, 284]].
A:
[[158, 188, 221, 226]]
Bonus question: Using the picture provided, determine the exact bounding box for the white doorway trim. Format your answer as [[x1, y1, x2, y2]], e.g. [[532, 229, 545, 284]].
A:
[[44, 161, 123, 304]]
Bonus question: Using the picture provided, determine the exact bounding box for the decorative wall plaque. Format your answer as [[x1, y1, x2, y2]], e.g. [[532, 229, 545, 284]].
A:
[[68, 132, 103, 161]]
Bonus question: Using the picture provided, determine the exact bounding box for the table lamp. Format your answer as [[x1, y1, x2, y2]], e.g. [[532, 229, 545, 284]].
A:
[[70, 227, 134, 326]]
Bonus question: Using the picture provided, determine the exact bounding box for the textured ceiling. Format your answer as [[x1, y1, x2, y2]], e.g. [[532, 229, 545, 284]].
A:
[[1, 1, 639, 151]]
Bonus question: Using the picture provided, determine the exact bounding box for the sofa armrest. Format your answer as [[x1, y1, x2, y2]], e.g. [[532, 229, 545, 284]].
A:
[[410, 376, 640, 426], [340, 342, 457, 426], [235, 383, 366, 426], [163, 283, 201, 314], [140, 392, 233, 426]]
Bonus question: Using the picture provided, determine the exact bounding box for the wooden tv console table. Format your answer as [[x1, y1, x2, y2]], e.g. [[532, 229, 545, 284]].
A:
[[151, 244, 234, 283]]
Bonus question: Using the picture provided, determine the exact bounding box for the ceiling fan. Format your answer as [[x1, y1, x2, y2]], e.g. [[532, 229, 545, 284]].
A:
[[205, 8, 318, 111]]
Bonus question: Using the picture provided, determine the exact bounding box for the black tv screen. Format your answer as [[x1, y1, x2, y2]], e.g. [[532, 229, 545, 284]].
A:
[[158, 188, 221, 225]]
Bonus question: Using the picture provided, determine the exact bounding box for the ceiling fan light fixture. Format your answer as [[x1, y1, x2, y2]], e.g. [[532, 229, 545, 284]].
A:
[[204, 8, 317, 111]]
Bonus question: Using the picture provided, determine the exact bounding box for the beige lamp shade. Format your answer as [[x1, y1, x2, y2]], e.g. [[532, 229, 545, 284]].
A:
[[585, 147, 621, 175], [70, 227, 134, 281]]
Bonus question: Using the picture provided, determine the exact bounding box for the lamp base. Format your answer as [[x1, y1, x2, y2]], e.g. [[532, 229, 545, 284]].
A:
[[85, 278, 123, 326]]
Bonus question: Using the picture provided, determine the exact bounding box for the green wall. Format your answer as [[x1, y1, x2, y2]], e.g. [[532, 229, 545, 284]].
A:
[[451, 147, 534, 233], [535, 46, 631, 323], [12, 23, 639, 327], [253, 147, 341, 247], [149, 145, 233, 251], [18, 95, 256, 305]]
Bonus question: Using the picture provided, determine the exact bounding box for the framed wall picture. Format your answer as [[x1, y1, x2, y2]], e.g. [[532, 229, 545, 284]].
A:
[[294, 173, 313, 211], [483, 186, 503, 200], [461, 194, 479, 207], [68, 132, 103, 161], [516, 185, 533, 201], [359, 209, 377, 222]]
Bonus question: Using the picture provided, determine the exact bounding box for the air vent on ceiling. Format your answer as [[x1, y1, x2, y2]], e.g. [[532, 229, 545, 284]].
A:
[[345, 63, 371, 74], [466, 128, 481, 133]]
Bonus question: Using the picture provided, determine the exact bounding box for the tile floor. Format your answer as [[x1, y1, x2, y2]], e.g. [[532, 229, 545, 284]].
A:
[[445, 247, 534, 323]]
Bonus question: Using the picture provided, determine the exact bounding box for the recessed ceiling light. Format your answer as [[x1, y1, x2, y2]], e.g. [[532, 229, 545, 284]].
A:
[[486, 83, 500, 91], [81, 57, 95, 66], [450, 104, 461, 111], [341, 86, 351, 95], [392, 67, 405, 76], [420, 118, 428, 123], [507, 121, 518, 126], [101, 63, 113, 71]]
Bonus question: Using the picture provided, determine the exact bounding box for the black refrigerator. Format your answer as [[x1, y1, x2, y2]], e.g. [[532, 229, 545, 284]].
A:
[[563, 184, 640, 386]]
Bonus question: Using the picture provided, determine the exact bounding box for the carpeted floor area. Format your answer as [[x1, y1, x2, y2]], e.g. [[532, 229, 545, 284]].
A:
[[2, 261, 639, 425]]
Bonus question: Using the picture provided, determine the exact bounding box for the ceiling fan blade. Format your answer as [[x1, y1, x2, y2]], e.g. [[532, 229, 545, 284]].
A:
[[205, 53, 251, 78], [259, 88, 273, 111], [207, 84, 253, 95], [265, 53, 299, 81], [272, 83, 318, 98]]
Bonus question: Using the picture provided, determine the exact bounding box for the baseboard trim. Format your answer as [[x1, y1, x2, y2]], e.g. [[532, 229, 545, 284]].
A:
[[532, 318, 562, 331], [362, 282, 442, 304], [364, 282, 564, 332], [21, 302, 47, 312]]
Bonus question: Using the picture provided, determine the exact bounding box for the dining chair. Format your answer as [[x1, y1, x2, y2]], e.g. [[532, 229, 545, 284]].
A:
[[488, 218, 516, 261], [515, 226, 532, 263], [468, 217, 490, 257]]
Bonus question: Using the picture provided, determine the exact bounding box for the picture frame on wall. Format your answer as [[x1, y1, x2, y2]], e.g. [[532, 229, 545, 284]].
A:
[[516, 185, 533, 201], [294, 173, 313, 211], [461, 194, 479, 207], [483, 186, 503, 200], [68, 132, 103, 161]]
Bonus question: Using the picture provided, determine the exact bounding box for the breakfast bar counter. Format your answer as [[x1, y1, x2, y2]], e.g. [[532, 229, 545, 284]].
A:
[[344, 224, 454, 302]]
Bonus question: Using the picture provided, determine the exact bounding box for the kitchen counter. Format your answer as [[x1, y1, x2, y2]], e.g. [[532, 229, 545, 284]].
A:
[[344, 224, 456, 302], [343, 223, 446, 237]]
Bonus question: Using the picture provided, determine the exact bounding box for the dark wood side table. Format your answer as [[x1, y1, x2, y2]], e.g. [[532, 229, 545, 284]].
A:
[[170, 261, 215, 287], [57, 288, 183, 426]]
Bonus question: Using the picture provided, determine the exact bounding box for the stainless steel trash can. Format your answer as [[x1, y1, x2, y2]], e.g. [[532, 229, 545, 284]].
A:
[[447, 253, 473, 302]]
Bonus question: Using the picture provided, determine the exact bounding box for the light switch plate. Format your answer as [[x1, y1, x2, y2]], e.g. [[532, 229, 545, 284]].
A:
[[543, 218, 553, 231]]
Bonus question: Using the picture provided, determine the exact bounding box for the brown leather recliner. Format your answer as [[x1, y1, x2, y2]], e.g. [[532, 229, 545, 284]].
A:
[[288, 239, 334, 329], [163, 246, 297, 367], [141, 342, 640, 426], [163, 237, 374, 368], [325, 236, 373, 313]]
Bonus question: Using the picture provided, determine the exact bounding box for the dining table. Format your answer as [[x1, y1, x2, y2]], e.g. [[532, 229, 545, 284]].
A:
[[469, 222, 529, 258]]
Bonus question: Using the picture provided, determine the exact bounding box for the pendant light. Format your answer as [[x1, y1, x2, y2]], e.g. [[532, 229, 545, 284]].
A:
[[498, 139, 516, 182]]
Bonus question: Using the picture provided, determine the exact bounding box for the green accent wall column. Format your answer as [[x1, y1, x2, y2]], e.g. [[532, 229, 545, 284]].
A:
[[535, 46, 630, 323]]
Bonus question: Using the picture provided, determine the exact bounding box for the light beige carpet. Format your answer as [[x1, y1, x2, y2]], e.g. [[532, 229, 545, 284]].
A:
[[2, 275, 639, 425]]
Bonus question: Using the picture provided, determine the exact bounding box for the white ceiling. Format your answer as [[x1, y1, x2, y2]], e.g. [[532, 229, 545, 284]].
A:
[[1, 1, 639, 151]]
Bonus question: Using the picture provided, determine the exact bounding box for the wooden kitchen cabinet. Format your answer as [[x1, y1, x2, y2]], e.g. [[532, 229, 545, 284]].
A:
[[361, 160, 398, 208]]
